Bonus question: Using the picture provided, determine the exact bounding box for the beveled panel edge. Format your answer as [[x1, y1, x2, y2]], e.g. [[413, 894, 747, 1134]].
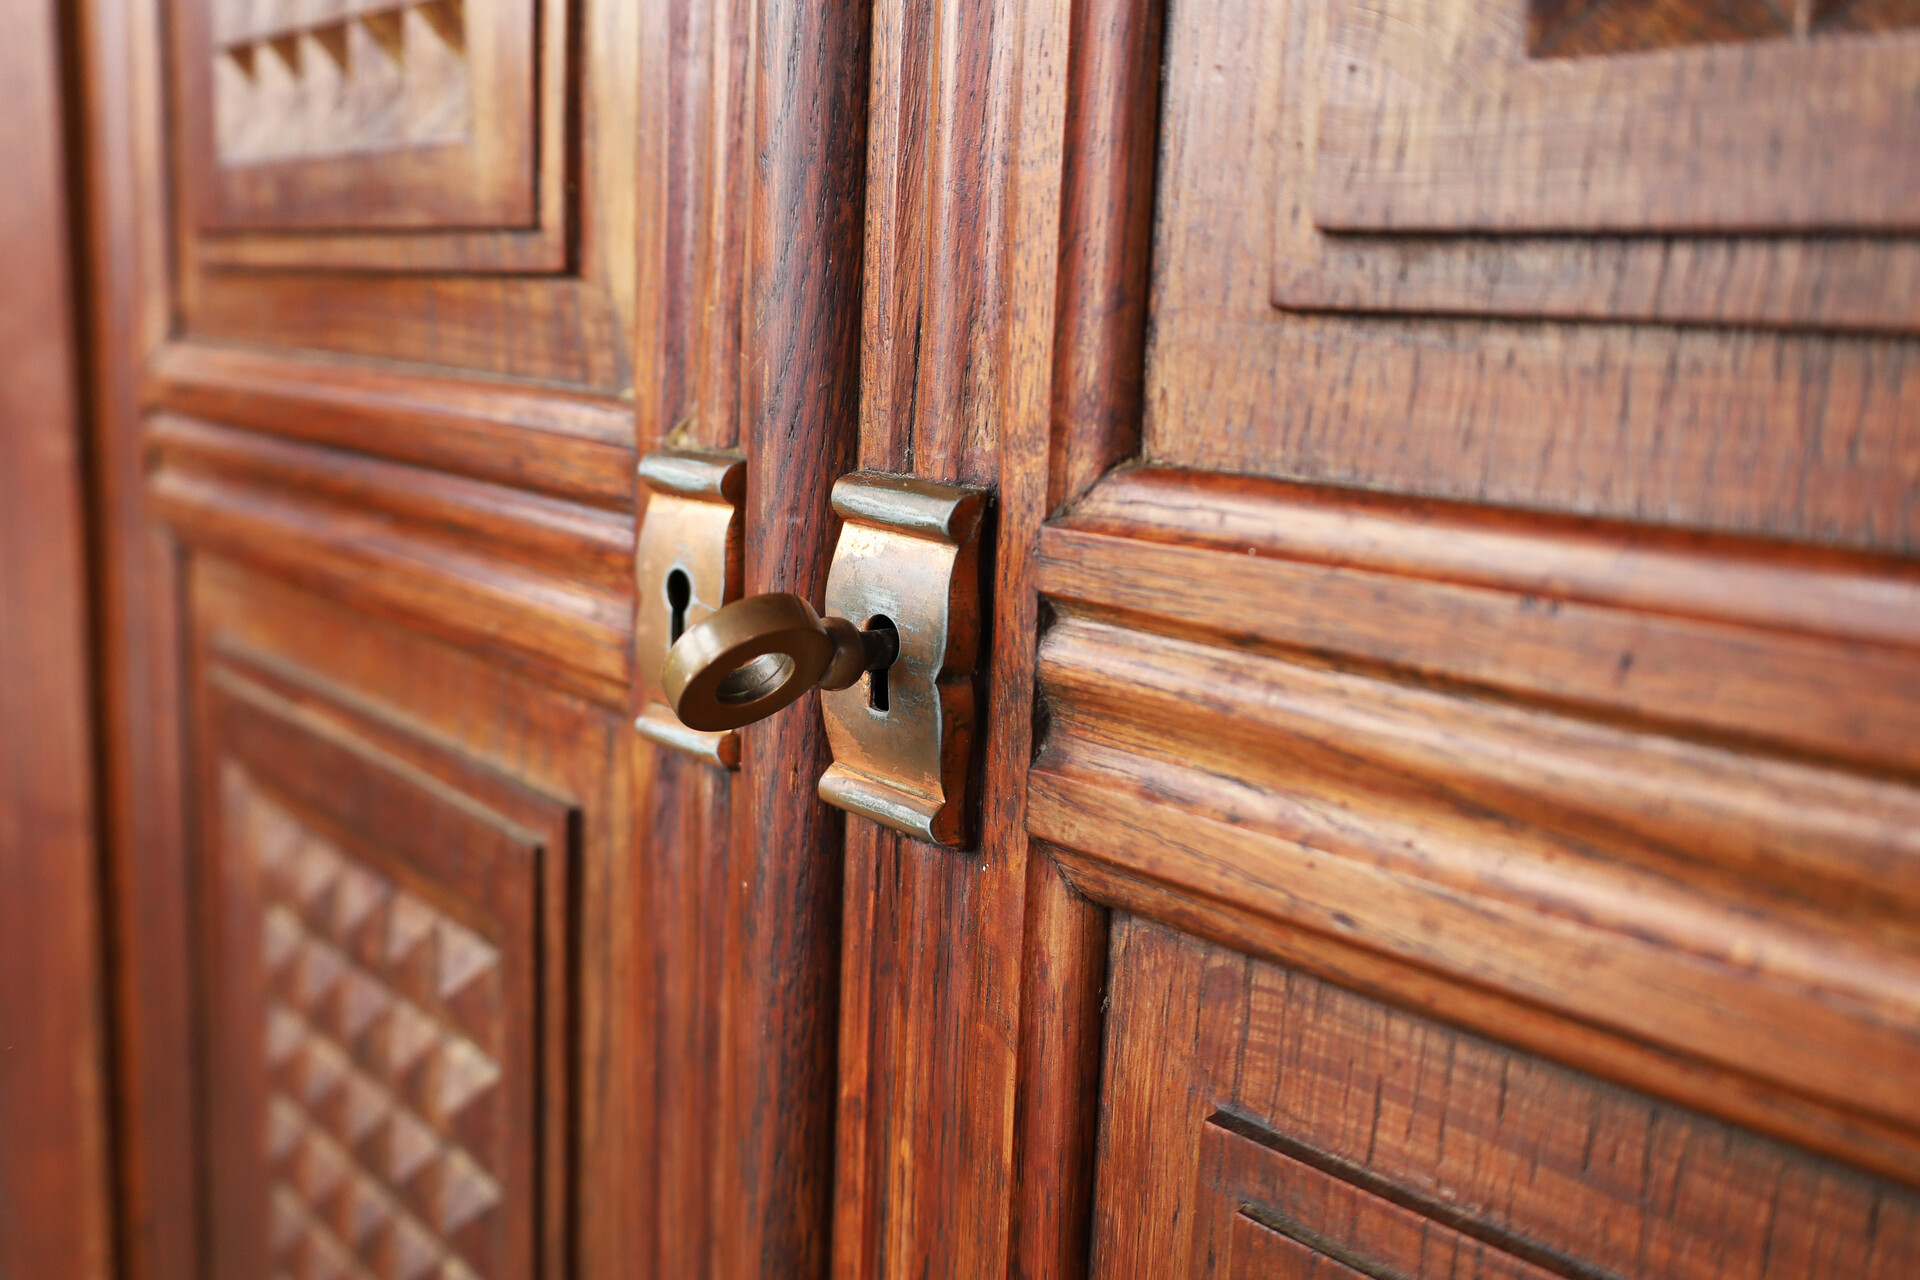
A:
[[1046, 467, 1920, 775], [1266, 0, 1920, 331], [147, 339, 637, 505], [153, 454, 633, 707], [1034, 466, 1920, 1185]]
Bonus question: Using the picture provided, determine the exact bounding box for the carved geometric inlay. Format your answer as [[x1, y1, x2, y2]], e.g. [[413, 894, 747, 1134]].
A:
[[1531, 0, 1920, 57], [243, 783, 505, 1280], [213, 0, 470, 163]]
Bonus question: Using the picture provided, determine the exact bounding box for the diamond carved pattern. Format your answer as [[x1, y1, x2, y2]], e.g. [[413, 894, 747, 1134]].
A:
[[212, 0, 471, 164], [247, 788, 505, 1280], [1530, 0, 1920, 56]]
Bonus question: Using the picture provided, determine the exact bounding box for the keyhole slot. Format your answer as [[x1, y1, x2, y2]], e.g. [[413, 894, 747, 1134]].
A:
[[865, 615, 898, 713], [666, 568, 692, 644]]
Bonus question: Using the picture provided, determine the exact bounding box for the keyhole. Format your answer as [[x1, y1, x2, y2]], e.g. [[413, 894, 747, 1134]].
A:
[[666, 568, 692, 644], [865, 615, 897, 713]]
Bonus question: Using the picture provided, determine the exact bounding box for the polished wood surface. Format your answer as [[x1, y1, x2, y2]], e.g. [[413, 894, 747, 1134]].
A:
[[839, 0, 1920, 1277], [1096, 919, 1920, 1278], [61, 0, 1920, 1274], [0, 2, 114, 1277], [79, 0, 655, 1274]]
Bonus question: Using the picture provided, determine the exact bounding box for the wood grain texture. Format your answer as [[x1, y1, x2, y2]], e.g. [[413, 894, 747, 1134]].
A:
[[173, 0, 636, 389], [181, 0, 540, 231], [1318, 0, 1920, 232], [1272, 0, 1920, 331], [1149, 0, 1920, 552], [200, 673, 569, 1280], [713, 3, 868, 1278], [75, 0, 199, 1277], [190, 559, 645, 1280], [0, 0, 114, 1273], [630, 2, 756, 1272], [1033, 471, 1920, 1181], [1094, 920, 1920, 1279], [641, 748, 733, 1279], [1047, 0, 1160, 509], [151, 426, 635, 707], [832, 0, 1083, 1276], [149, 342, 637, 506], [1045, 469, 1920, 774]]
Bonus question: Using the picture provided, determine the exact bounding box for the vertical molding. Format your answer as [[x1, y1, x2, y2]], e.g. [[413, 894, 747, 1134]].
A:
[[721, 3, 870, 1280], [833, 0, 1093, 1276], [0, 1, 114, 1276], [73, 0, 197, 1278], [1047, 0, 1161, 512]]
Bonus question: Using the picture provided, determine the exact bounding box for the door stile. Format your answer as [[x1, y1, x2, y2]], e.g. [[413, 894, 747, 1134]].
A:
[[710, 4, 872, 1280], [72, 0, 200, 1278], [634, 0, 754, 1274], [830, 0, 1158, 1276]]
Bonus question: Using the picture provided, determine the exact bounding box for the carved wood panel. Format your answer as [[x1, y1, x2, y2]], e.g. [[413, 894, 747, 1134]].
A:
[[200, 661, 574, 1280], [1531, 0, 1920, 58], [211, 1, 472, 166], [183, 0, 536, 231], [158, 0, 639, 381], [1275, 0, 1920, 329], [1150, 0, 1920, 552], [1093, 918, 1920, 1279]]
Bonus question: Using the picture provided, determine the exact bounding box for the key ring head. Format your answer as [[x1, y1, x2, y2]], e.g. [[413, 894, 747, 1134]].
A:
[[662, 593, 836, 731]]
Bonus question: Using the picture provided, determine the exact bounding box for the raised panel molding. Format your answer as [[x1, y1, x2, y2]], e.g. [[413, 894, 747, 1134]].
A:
[[1530, 0, 1920, 58], [1153, 0, 1920, 549], [1033, 467, 1920, 1185], [199, 665, 576, 1280], [150, 413, 636, 708], [239, 772, 505, 1280], [1272, 0, 1920, 329], [1092, 921, 1920, 1278], [183, 0, 540, 233]]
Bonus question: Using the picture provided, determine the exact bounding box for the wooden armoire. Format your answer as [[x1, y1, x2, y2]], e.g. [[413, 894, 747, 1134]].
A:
[[25, 0, 1920, 1276]]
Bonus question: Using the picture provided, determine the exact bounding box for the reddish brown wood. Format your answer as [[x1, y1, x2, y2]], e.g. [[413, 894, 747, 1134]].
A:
[[77, 3, 198, 1276], [715, 4, 869, 1279], [1042, 473, 1920, 776], [1096, 919, 1920, 1278], [831, 1, 1107, 1278], [168, 0, 639, 391], [189, 559, 645, 1280], [1274, 1, 1920, 333], [197, 667, 574, 1280], [1047, 0, 1160, 510], [149, 342, 637, 506], [1319, 0, 1920, 232], [150, 461, 635, 707], [0, 1, 114, 1275], [84, 5, 657, 1280], [1153, 0, 1920, 552]]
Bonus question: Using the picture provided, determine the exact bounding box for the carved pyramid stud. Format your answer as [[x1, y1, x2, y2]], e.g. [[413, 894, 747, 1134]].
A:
[[433, 919, 497, 1005], [268, 1003, 307, 1068], [331, 863, 390, 943], [426, 1037, 500, 1134], [379, 1109, 441, 1189], [333, 1173, 392, 1252], [268, 1095, 307, 1165], [331, 968, 395, 1046], [294, 937, 349, 1014], [374, 1000, 440, 1085], [380, 1212, 446, 1280], [431, 1148, 501, 1238]]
